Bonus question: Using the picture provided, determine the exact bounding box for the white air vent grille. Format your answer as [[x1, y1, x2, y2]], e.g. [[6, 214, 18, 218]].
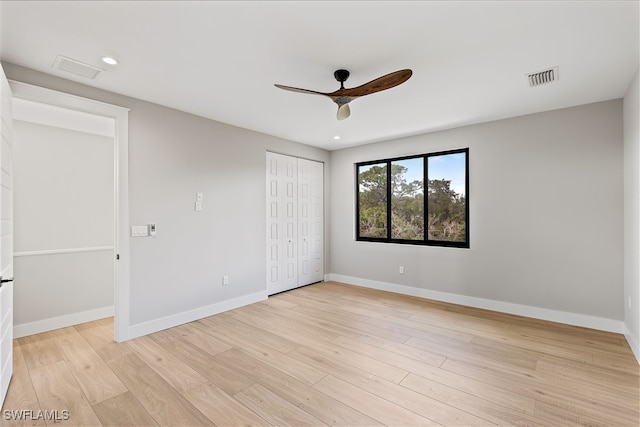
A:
[[527, 67, 558, 87], [52, 55, 103, 79]]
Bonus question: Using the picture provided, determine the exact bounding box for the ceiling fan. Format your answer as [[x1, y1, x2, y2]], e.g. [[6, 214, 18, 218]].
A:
[[275, 68, 412, 120]]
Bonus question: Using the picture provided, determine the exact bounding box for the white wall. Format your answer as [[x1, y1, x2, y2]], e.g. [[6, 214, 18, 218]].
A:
[[330, 100, 624, 331], [13, 121, 114, 252], [0, 3, 3, 58], [12, 114, 114, 328], [2, 63, 330, 337], [624, 67, 640, 362]]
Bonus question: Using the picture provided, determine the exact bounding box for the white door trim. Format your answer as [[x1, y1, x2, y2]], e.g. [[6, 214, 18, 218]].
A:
[[8, 80, 131, 342]]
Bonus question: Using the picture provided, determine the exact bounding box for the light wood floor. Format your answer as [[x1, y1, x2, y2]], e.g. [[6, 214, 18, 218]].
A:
[[1, 281, 638, 426]]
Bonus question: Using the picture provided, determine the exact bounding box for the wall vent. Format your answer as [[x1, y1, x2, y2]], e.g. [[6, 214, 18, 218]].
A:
[[52, 55, 103, 80], [527, 66, 558, 87]]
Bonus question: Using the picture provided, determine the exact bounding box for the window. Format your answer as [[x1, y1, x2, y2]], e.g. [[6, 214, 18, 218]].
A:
[[356, 148, 468, 248], [357, 162, 387, 238]]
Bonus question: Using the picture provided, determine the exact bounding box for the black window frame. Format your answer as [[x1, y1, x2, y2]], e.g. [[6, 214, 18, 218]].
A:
[[356, 148, 469, 248]]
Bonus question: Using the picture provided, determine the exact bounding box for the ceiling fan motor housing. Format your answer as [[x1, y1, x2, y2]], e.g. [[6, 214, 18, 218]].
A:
[[334, 69, 350, 88]]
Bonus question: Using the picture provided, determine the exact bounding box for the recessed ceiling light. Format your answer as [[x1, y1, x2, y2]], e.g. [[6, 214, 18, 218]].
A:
[[101, 56, 118, 65], [333, 135, 341, 140]]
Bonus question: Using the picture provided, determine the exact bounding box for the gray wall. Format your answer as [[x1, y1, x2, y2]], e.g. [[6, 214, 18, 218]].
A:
[[330, 100, 624, 322], [624, 67, 640, 358], [3, 62, 330, 328]]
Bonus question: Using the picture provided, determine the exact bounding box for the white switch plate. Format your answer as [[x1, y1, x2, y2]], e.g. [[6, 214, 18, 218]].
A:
[[195, 201, 202, 211], [131, 225, 148, 237], [196, 192, 204, 202]]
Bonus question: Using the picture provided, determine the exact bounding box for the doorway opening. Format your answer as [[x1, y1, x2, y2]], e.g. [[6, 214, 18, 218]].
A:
[[9, 81, 130, 342]]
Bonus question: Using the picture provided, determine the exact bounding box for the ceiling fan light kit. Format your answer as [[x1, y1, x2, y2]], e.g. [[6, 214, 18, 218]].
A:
[[275, 68, 412, 120]]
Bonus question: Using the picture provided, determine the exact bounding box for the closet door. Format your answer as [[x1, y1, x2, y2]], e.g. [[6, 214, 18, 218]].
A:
[[266, 152, 297, 294], [309, 159, 324, 283], [298, 158, 323, 286], [0, 65, 13, 406], [266, 152, 323, 295], [281, 156, 298, 290]]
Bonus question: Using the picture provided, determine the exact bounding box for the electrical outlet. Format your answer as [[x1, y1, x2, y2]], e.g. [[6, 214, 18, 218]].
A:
[[399, 266, 405, 274], [222, 275, 229, 285]]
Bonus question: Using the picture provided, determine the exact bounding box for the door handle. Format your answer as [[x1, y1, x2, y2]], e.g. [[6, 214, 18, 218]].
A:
[[0, 276, 13, 288]]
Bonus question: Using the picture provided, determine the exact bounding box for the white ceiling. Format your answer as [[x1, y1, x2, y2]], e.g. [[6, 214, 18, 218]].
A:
[[1, 1, 638, 150]]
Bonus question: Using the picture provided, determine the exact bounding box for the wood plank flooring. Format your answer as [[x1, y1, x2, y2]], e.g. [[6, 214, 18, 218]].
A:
[[1, 281, 638, 426]]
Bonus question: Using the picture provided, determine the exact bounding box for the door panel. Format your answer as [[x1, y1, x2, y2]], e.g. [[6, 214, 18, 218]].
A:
[[266, 153, 323, 295], [0, 65, 14, 406], [266, 152, 297, 294], [281, 155, 297, 290], [299, 158, 323, 285], [266, 156, 280, 290], [297, 159, 312, 285]]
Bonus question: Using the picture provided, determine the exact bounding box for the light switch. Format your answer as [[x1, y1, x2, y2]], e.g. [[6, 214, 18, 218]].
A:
[[131, 226, 148, 237], [196, 192, 204, 202]]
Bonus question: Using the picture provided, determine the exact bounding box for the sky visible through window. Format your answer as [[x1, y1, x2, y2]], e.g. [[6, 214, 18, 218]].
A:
[[367, 153, 465, 196], [427, 153, 466, 196]]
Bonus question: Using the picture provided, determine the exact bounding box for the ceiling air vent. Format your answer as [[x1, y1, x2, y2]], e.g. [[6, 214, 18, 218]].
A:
[[52, 55, 103, 79], [527, 66, 558, 87]]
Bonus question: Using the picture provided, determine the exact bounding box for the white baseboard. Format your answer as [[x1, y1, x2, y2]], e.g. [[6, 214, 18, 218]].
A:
[[127, 290, 268, 341], [624, 324, 640, 364], [14, 305, 115, 338], [326, 274, 625, 334]]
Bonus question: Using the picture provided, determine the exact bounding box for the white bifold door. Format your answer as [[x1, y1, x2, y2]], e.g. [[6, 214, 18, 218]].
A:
[[0, 66, 14, 406], [266, 152, 323, 295]]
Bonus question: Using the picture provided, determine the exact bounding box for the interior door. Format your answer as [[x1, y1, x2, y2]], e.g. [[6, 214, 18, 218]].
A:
[[266, 152, 298, 294], [0, 66, 14, 405], [308, 159, 324, 284], [281, 155, 298, 290], [266, 152, 323, 295], [297, 158, 323, 286], [297, 159, 311, 285]]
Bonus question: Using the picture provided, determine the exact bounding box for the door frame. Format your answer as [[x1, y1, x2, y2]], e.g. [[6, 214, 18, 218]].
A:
[[9, 80, 131, 342]]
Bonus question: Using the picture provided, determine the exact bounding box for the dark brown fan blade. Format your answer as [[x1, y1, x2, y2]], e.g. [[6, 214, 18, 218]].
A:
[[330, 69, 412, 98], [274, 84, 330, 97]]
